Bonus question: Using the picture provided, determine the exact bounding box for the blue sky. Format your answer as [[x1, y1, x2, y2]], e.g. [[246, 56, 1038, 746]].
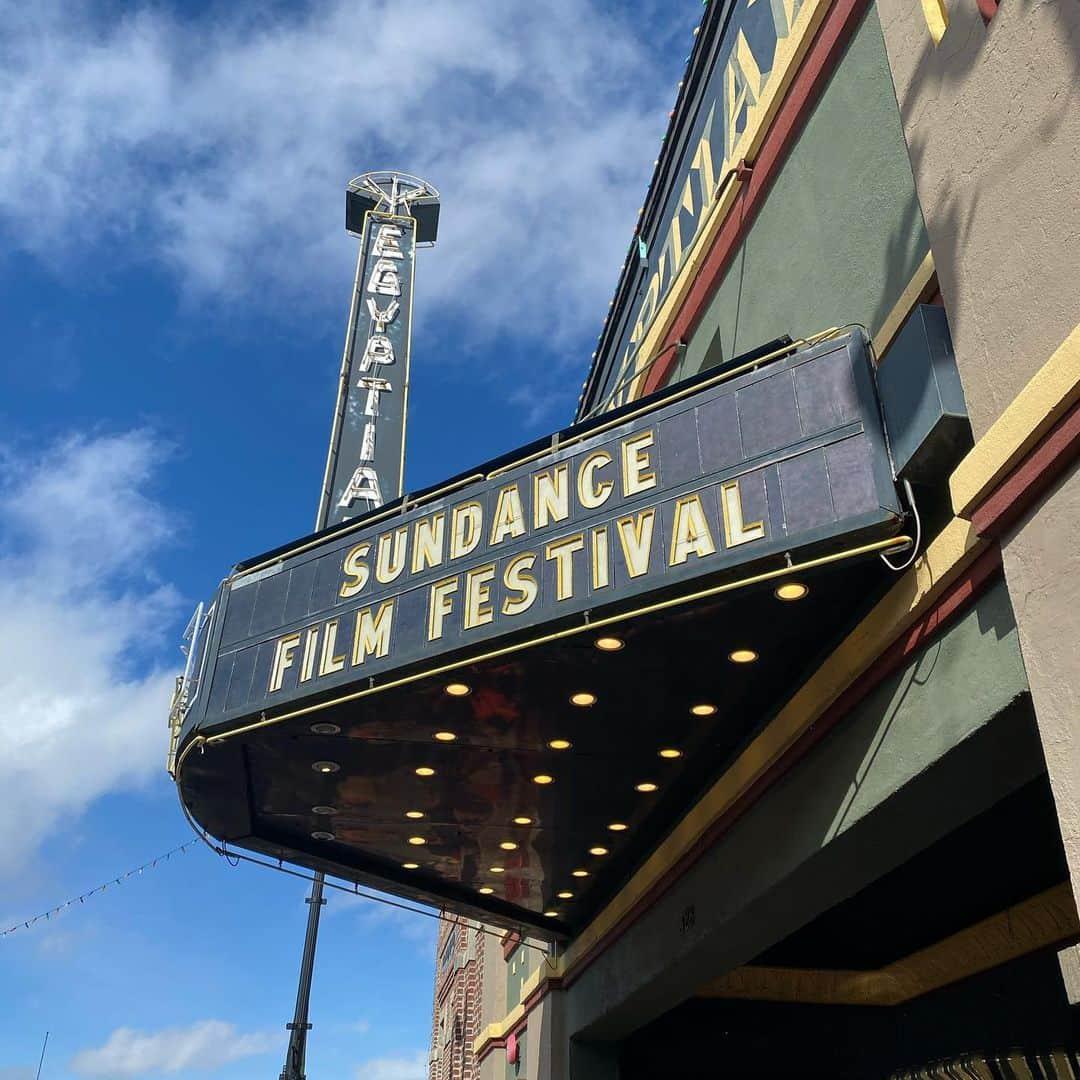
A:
[[0, 1, 692, 1076]]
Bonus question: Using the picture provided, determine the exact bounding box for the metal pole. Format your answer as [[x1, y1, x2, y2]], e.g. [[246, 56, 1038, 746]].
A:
[[279, 874, 326, 1080], [35, 1031, 49, 1080]]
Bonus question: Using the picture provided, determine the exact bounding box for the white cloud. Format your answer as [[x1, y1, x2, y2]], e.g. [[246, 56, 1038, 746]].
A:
[[0, 0, 672, 348], [0, 431, 181, 871], [355, 1049, 428, 1080], [70, 1019, 276, 1077]]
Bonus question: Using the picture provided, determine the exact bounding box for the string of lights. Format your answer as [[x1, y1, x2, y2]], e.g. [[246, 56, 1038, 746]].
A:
[[2, 825, 554, 965], [0, 840, 199, 940]]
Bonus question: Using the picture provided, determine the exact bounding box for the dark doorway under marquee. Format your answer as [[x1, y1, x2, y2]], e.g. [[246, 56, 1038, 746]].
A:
[[619, 777, 1080, 1079]]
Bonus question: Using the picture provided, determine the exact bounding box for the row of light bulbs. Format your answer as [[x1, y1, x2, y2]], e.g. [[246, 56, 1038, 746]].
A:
[[307, 580, 809, 918]]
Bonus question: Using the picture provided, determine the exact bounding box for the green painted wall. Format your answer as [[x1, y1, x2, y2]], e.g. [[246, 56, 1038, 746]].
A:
[[673, 6, 929, 384]]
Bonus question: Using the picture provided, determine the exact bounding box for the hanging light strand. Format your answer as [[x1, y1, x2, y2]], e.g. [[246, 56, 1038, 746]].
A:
[[0, 840, 199, 940]]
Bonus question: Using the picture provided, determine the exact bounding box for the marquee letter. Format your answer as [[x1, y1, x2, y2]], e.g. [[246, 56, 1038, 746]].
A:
[[450, 502, 483, 559], [464, 564, 496, 630], [300, 626, 319, 682], [373, 224, 404, 259], [353, 600, 394, 665], [366, 298, 399, 333], [359, 334, 394, 374], [359, 376, 392, 417], [545, 534, 584, 601], [622, 432, 658, 497], [367, 258, 401, 297], [375, 527, 409, 584], [533, 464, 570, 529], [616, 509, 656, 578], [721, 480, 765, 548], [340, 542, 372, 598], [428, 577, 458, 641], [339, 466, 382, 509], [269, 632, 301, 693], [669, 494, 717, 565], [490, 484, 526, 546], [503, 553, 538, 616], [591, 526, 610, 590], [578, 452, 614, 509], [318, 619, 346, 677], [411, 513, 446, 574], [724, 32, 764, 163]]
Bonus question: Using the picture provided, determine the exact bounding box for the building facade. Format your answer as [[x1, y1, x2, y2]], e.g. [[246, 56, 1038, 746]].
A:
[[449, 0, 1080, 1077], [165, 0, 1080, 1076]]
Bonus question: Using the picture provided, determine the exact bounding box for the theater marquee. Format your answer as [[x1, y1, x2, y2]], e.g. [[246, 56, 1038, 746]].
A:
[[176, 330, 903, 745]]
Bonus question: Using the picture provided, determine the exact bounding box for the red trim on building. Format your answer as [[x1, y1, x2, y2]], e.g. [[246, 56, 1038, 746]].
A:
[[970, 397, 1080, 541], [641, 0, 872, 398], [476, 1013, 536, 1065], [502, 931, 522, 960]]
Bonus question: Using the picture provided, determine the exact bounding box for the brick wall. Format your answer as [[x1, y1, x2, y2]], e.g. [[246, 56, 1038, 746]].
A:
[[429, 918, 486, 1080]]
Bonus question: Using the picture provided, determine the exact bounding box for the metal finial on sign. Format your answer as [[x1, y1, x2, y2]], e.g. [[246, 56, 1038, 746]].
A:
[[347, 171, 440, 216]]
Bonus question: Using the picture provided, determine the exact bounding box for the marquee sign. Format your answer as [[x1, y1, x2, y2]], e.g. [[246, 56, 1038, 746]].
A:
[[324, 209, 417, 525], [177, 331, 901, 745]]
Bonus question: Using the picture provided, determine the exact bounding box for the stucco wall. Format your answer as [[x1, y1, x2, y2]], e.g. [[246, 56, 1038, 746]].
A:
[[875, 0, 1080, 441], [674, 6, 929, 383], [874, 0, 1080, 909], [1002, 463, 1080, 905]]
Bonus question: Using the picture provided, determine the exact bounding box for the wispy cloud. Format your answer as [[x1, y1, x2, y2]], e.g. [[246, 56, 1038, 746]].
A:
[[0, 430, 181, 871], [354, 1049, 428, 1080], [70, 1019, 277, 1076], [0, 0, 673, 351]]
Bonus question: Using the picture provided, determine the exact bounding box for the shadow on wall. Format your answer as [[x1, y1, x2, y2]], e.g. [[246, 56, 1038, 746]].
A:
[[886, 0, 1080, 341]]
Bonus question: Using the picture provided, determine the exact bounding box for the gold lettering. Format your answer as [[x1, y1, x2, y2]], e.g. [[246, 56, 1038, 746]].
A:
[[375, 527, 408, 584], [300, 626, 319, 682], [464, 564, 496, 630], [490, 484, 526, 546], [353, 601, 394, 664], [411, 512, 446, 574], [503, 553, 538, 616], [622, 431, 658, 497], [669, 494, 717, 565], [339, 542, 371, 598], [318, 619, 346, 677], [616, 509, 656, 578], [578, 451, 614, 509], [450, 502, 483, 559], [721, 480, 766, 548], [690, 103, 718, 200], [533, 464, 570, 529], [269, 632, 301, 693], [428, 577, 458, 641], [771, 0, 807, 39], [591, 526, 610, 590], [545, 534, 584, 601], [724, 32, 764, 164]]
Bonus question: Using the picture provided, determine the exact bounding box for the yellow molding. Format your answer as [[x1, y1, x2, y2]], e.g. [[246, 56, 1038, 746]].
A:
[[473, 963, 560, 1058], [560, 516, 983, 978], [620, 0, 833, 405], [873, 249, 936, 360], [951, 321, 1080, 518], [699, 882, 1079, 1006]]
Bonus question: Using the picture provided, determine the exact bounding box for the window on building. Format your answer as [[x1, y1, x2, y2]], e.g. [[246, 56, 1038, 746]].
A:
[[440, 926, 458, 973]]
